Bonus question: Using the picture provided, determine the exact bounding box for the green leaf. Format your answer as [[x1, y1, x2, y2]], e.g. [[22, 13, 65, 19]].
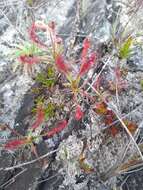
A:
[[44, 102, 56, 119], [47, 67, 55, 78], [36, 67, 56, 88], [119, 37, 133, 59]]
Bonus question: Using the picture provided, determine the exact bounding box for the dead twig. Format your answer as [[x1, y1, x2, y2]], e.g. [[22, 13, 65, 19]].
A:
[[0, 168, 27, 189]]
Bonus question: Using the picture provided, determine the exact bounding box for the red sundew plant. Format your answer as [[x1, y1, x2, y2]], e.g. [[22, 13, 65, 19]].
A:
[[13, 41, 44, 74], [6, 18, 140, 178], [13, 21, 63, 75], [29, 21, 63, 58], [55, 38, 96, 95], [3, 119, 68, 150]]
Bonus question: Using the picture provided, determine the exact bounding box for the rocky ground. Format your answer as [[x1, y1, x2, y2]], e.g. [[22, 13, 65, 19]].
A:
[[0, 0, 143, 190]]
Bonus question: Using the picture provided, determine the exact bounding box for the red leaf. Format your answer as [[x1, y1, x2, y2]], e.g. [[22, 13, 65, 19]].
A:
[[31, 106, 45, 130], [75, 105, 84, 121], [47, 120, 67, 137], [4, 139, 29, 150], [19, 55, 40, 65], [29, 22, 47, 48], [55, 54, 69, 74], [78, 52, 96, 77]]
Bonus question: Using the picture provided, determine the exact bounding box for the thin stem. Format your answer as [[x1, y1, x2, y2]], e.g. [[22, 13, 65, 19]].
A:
[[0, 149, 58, 171], [0, 168, 27, 188]]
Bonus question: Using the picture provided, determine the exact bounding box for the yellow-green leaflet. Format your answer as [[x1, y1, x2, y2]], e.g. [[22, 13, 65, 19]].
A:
[[119, 37, 133, 59]]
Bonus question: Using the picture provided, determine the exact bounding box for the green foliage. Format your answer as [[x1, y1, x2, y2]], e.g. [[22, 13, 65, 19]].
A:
[[32, 96, 44, 113], [119, 37, 133, 59], [36, 67, 56, 88], [44, 102, 56, 119], [35, 96, 44, 105], [32, 99, 56, 120], [47, 67, 55, 78]]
